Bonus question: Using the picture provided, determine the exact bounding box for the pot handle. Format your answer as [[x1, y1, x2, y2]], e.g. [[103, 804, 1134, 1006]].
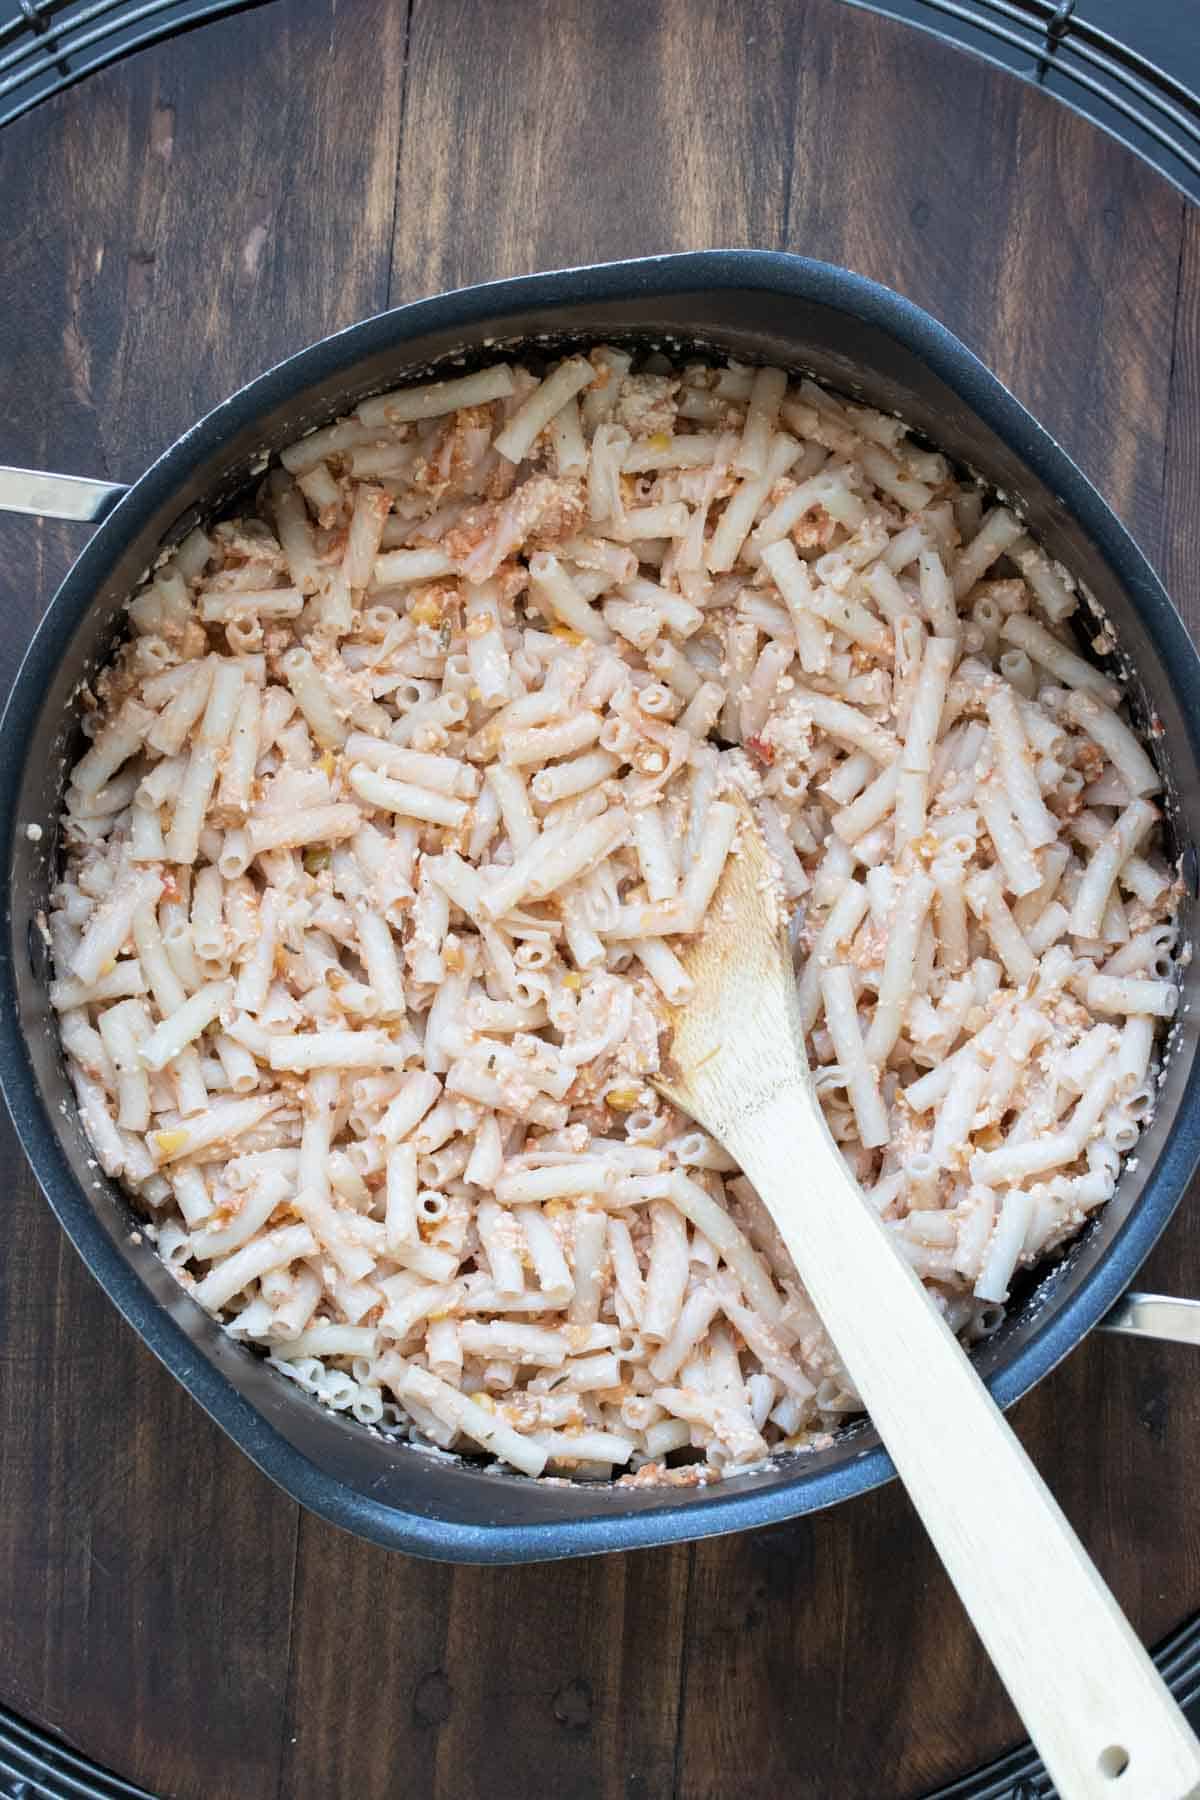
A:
[[0, 465, 128, 524], [1099, 1293, 1200, 1347]]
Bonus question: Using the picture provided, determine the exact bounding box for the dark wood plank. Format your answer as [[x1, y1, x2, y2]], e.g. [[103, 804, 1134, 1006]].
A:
[[277, 1528, 689, 1800], [0, 1211, 296, 1798], [0, 2, 1197, 1797], [1161, 203, 1200, 639], [391, 0, 800, 295], [0, 517, 78, 708], [0, 2, 404, 485], [0, 3, 407, 1795]]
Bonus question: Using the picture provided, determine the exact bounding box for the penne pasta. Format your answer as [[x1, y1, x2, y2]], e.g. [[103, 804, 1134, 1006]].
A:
[[49, 345, 1178, 1486]]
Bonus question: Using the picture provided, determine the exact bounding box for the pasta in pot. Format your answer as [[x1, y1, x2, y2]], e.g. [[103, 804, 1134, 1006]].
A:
[[49, 347, 1180, 1483]]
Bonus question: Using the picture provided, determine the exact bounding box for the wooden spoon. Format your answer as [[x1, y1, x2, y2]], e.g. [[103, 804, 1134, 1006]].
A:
[[653, 799, 1200, 1800]]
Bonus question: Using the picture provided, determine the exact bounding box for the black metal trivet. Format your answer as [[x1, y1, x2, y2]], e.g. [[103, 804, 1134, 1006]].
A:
[[845, 0, 1200, 204], [0, 0, 268, 127], [0, 1699, 152, 1799], [2, 0, 1200, 208], [931, 1613, 1200, 1798], [2, 1613, 1199, 1798]]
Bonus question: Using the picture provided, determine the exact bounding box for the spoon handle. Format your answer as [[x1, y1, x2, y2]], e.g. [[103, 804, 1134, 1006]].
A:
[[730, 1083, 1200, 1800]]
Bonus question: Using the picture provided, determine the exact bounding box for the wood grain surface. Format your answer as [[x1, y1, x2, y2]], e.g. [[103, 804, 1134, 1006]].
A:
[[0, 3, 1197, 1796]]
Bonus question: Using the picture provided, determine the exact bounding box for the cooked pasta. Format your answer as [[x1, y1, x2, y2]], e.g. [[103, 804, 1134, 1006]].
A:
[[49, 347, 1180, 1485]]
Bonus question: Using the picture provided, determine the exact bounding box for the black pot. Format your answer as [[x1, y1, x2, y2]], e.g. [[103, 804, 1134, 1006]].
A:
[[2, 250, 1198, 1561]]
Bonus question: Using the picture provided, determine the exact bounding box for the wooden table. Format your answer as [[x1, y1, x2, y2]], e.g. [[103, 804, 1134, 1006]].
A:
[[1, 3, 1198, 1794]]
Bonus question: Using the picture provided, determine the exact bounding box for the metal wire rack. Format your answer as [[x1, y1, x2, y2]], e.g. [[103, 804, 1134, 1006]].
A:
[[0, 0, 264, 125], [2, 0, 1200, 213], [0, 1694, 152, 1800], [932, 1614, 1200, 1798], [844, 0, 1200, 203], [2, 1615, 1199, 1800]]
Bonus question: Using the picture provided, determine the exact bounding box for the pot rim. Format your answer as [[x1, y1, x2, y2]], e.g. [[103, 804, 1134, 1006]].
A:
[[3, 248, 1199, 1560]]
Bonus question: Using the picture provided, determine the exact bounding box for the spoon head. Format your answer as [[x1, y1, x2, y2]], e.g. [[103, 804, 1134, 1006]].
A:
[[653, 796, 810, 1139]]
